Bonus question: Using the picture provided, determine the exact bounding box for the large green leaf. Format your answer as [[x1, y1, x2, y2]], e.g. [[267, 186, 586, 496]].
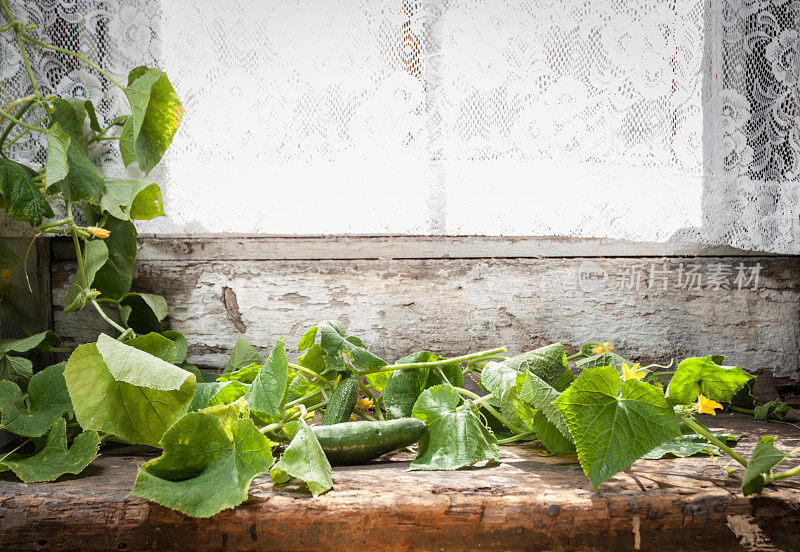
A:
[[270, 416, 332, 497], [505, 343, 569, 385], [224, 337, 263, 373], [575, 352, 634, 374], [124, 67, 184, 175], [118, 292, 168, 334], [245, 339, 288, 422], [297, 344, 326, 374], [517, 372, 573, 444], [91, 215, 137, 300], [0, 363, 71, 437], [644, 430, 741, 460], [410, 385, 498, 471], [64, 335, 196, 446], [45, 122, 70, 185], [383, 352, 436, 420], [667, 356, 754, 404], [296, 326, 318, 351], [0, 354, 32, 388], [100, 179, 164, 221], [217, 363, 261, 384], [130, 412, 274, 517], [64, 239, 108, 307], [126, 332, 178, 364], [0, 419, 99, 482], [0, 330, 58, 353], [318, 321, 387, 375], [161, 331, 188, 364], [47, 99, 104, 204], [554, 366, 681, 488], [742, 436, 787, 496], [0, 157, 53, 226]]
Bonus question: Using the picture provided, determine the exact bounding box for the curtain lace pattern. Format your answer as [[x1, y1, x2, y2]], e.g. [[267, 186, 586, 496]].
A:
[[0, 1, 798, 252]]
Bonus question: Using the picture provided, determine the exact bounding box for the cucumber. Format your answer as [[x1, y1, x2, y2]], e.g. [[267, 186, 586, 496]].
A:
[[311, 418, 427, 465], [321, 376, 359, 425]]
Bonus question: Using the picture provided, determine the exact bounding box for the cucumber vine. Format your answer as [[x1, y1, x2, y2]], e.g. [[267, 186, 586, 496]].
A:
[[0, 0, 797, 521]]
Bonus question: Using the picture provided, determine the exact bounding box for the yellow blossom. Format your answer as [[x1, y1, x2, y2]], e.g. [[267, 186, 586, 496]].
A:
[[592, 341, 614, 355], [696, 394, 723, 415], [356, 397, 373, 410], [86, 226, 110, 239], [621, 363, 645, 381], [1, 269, 10, 284]]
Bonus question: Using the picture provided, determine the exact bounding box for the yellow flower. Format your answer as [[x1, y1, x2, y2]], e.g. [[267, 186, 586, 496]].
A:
[[1, 269, 10, 284], [696, 394, 723, 415], [356, 397, 373, 410], [621, 363, 645, 381], [592, 341, 614, 355], [87, 226, 110, 239]]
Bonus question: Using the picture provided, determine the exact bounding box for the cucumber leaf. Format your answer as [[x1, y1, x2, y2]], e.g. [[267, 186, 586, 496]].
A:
[[518, 372, 573, 444], [125, 332, 178, 364], [505, 343, 569, 384], [224, 337, 263, 373], [270, 416, 332, 497], [118, 292, 168, 334], [296, 326, 318, 351], [64, 335, 196, 446], [124, 67, 184, 175], [100, 179, 164, 221], [297, 344, 325, 374], [0, 363, 71, 437], [0, 157, 53, 226], [742, 436, 787, 496], [575, 352, 634, 373], [189, 381, 248, 411], [644, 431, 741, 460], [47, 99, 104, 204], [161, 331, 188, 364], [0, 419, 99, 483], [245, 339, 288, 422], [91, 215, 137, 300], [218, 363, 261, 384], [554, 366, 681, 488], [410, 385, 499, 471], [318, 321, 387, 375], [383, 352, 434, 420], [753, 400, 793, 421], [0, 330, 58, 353], [0, 354, 32, 388], [667, 356, 754, 404], [130, 412, 274, 517]]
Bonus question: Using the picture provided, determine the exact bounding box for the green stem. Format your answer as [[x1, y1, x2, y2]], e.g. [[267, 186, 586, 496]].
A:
[[90, 298, 127, 335], [360, 347, 507, 375], [2, 113, 48, 149], [353, 407, 379, 422], [452, 386, 516, 429], [39, 217, 73, 232], [21, 32, 125, 90], [0, 97, 33, 147], [566, 352, 585, 361], [2, 298, 32, 336], [768, 463, 800, 483], [650, 371, 676, 377], [678, 413, 748, 467], [0, 106, 44, 133], [287, 362, 333, 389], [48, 346, 74, 354], [497, 430, 537, 445], [471, 393, 495, 406], [0, 438, 30, 463]]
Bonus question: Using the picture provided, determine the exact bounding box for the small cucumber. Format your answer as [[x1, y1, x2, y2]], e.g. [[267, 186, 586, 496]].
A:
[[311, 418, 427, 465], [321, 376, 359, 425]]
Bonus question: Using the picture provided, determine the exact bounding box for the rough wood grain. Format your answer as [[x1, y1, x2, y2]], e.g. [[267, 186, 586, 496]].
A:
[[0, 414, 798, 552], [50, 249, 800, 404]]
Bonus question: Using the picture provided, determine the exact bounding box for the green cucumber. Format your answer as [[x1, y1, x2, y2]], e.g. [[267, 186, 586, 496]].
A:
[[311, 418, 427, 465], [321, 376, 359, 425]]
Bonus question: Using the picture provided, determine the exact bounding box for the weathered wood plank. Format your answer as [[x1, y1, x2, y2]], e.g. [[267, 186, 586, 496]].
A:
[[50, 235, 771, 261], [0, 413, 797, 552], [50, 249, 800, 404]]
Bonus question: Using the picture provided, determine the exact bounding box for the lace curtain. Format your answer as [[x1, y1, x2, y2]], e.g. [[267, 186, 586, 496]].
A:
[[1, 1, 798, 253]]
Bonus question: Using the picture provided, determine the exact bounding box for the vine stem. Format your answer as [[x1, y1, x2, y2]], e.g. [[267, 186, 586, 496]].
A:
[[359, 347, 507, 375], [497, 430, 537, 445], [0, 438, 30, 463], [678, 412, 748, 467], [769, 463, 800, 483], [0, 106, 44, 133], [287, 362, 333, 389], [20, 32, 125, 90], [90, 298, 127, 336]]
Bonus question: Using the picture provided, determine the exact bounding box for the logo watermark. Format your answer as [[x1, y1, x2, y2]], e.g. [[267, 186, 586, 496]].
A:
[[577, 261, 762, 292]]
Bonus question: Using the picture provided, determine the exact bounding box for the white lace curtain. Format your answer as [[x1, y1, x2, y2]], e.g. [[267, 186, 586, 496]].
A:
[[1, 1, 798, 253]]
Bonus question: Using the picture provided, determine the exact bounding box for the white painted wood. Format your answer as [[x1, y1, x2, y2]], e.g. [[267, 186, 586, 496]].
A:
[[51, 254, 800, 401], [49, 235, 769, 262]]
